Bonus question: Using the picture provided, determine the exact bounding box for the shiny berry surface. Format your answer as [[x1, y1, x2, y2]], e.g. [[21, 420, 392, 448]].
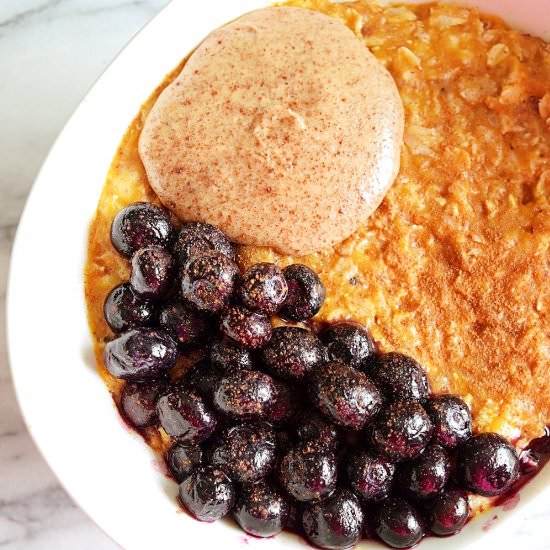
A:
[[180, 251, 239, 313], [178, 466, 235, 522], [302, 489, 364, 550], [374, 497, 424, 549], [213, 370, 276, 419], [157, 387, 217, 444], [104, 328, 178, 381], [238, 262, 288, 315], [279, 442, 337, 502], [308, 362, 382, 430], [103, 282, 155, 333], [120, 380, 164, 428], [279, 264, 326, 322], [322, 321, 375, 370], [234, 482, 289, 538], [172, 222, 235, 266], [262, 326, 327, 381], [424, 395, 472, 448], [425, 489, 469, 536], [129, 246, 175, 298], [158, 301, 209, 348], [369, 352, 430, 403], [295, 409, 341, 451], [209, 337, 253, 374], [370, 401, 433, 462], [183, 361, 221, 402], [396, 444, 450, 500], [271, 380, 298, 424], [345, 451, 395, 501], [110, 202, 174, 259], [220, 305, 272, 349], [167, 443, 203, 482], [207, 422, 276, 483], [457, 432, 519, 496]]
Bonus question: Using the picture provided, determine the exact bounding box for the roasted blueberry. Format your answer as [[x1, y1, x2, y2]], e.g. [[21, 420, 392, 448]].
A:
[[207, 422, 276, 483], [179, 466, 235, 522], [302, 489, 364, 550], [279, 442, 337, 502], [322, 321, 375, 370], [295, 409, 341, 451], [279, 264, 326, 322], [180, 251, 239, 313], [238, 263, 288, 315], [157, 387, 217, 444], [220, 305, 272, 349], [110, 202, 174, 259], [396, 444, 450, 500], [424, 489, 470, 536], [309, 362, 382, 430], [369, 352, 430, 403], [167, 442, 203, 482], [262, 326, 327, 381], [345, 451, 395, 501], [172, 222, 236, 266], [104, 328, 178, 380], [213, 370, 276, 419], [270, 379, 299, 424], [234, 482, 289, 538], [120, 380, 164, 428], [183, 361, 221, 402], [374, 497, 424, 549], [209, 337, 253, 374], [103, 283, 156, 333], [129, 246, 175, 298], [424, 395, 472, 448], [456, 432, 519, 496], [370, 402, 433, 462], [158, 301, 209, 348]]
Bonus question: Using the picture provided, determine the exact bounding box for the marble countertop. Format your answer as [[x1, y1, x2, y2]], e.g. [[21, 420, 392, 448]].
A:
[[1, 1, 550, 549]]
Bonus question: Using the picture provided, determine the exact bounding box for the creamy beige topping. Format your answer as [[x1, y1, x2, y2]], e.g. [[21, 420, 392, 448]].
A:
[[139, 6, 404, 256]]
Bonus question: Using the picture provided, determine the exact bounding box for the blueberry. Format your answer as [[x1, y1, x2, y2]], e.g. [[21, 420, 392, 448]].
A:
[[374, 497, 424, 548], [213, 370, 276, 419], [302, 489, 364, 550], [103, 283, 156, 333], [294, 409, 341, 451], [110, 202, 174, 259], [172, 222, 235, 266], [424, 395, 472, 448], [157, 387, 217, 444], [238, 263, 288, 315], [179, 466, 235, 522], [207, 422, 276, 483], [270, 379, 299, 424], [104, 328, 178, 381], [262, 326, 327, 381], [183, 361, 221, 402], [220, 305, 272, 349], [180, 251, 239, 313], [279, 442, 337, 502], [279, 264, 326, 322], [345, 451, 395, 501], [159, 301, 209, 348], [396, 444, 450, 500], [234, 482, 289, 538], [167, 442, 203, 482], [120, 380, 164, 428], [309, 362, 382, 430], [322, 321, 375, 369], [370, 402, 433, 462], [456, 432, 519, 496], [209, 337, 253, 374], [424, 489, 470, 536], [368, 352, 430, 403], [129, 246, 175, 298]]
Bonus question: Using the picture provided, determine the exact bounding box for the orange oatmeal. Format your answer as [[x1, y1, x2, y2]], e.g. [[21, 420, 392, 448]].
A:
[[85, 0, 550, 512]]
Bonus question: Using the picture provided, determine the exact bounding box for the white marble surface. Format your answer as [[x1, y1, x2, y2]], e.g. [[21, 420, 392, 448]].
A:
[[1, 1, 550, 550]]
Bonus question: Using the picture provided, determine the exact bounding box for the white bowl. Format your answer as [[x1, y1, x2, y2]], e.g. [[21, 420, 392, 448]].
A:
[[7, 1, 549, 549]]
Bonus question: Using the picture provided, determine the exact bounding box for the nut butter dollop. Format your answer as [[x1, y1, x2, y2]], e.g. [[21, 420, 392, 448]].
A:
[[139, 6, 404, 255]]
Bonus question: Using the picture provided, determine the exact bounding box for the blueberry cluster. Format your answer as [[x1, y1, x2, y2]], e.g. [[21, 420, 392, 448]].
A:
[[103, 202, 521, 550]]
